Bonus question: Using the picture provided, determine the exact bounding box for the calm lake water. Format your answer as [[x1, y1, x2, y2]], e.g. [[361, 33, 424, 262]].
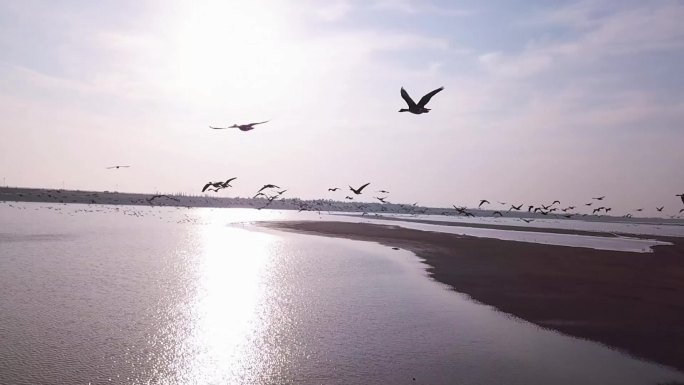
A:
[[1, 203, 683, 384]]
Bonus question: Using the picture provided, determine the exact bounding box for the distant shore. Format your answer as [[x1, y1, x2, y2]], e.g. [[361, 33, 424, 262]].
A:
[[262, 220, 684, 373]]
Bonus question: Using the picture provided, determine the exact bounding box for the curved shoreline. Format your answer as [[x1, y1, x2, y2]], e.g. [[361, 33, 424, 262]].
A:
[[261, 220, 684, 373]]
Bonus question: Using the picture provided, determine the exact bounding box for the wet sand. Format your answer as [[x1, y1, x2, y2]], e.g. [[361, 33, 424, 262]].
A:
[[262, 220, 684, 372]]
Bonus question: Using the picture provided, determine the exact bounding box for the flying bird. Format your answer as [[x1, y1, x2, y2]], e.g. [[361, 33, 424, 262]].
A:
[[592, 196, 606, 201], [221, 177, 237, 187], [509, 204, 523, 211], [375, 197, 388, 203], [377, 190, 390, 194], [202, 181, 224, 192], [210, 120, 269, 132], [656, 206, 664, 212], [478, 199, 490, 208], [349, 182, 370, 195], [520, 218, 534, 223], [399, 86, 444, 114], [257, 184, 280, 193], [106, 165, 130, 169], [552, 200, 561, 205], [677, 194, 684, 204], [328, 187, 340, 192], [493, 211, 503, 217]]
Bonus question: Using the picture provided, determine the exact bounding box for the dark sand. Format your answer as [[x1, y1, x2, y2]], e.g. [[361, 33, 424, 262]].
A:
[[263, 220, 684, 372]]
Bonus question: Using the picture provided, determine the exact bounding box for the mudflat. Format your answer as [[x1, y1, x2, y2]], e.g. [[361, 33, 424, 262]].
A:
[[263, 220, 684, 372]]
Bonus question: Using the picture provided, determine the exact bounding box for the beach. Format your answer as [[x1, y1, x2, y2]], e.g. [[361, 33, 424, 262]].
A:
[[263, 220, 684, 372]]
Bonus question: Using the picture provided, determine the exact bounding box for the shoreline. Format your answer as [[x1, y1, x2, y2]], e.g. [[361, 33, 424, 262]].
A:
[[261, 220, 684, 373]]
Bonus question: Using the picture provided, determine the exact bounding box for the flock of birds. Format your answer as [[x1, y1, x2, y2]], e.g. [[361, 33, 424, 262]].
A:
[[93, 84, 683, 222]]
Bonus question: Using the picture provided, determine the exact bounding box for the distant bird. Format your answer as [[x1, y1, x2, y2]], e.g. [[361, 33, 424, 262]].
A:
[[552, 200, 561, 205], [399, 86, 444, 114], [585, 202, 593, 206], [497, 201, 507, 206], [592, 208, 601, 214], [210, 120, 269, 132], [562, 214, 573, 219], [528, 205, 534, 212], [509, 204, 523, 211], [276, 190, 287, 196], [202, 181, 224, 192], [376, 197, 388, 203], [478, 199, 490, 208], [221, 177, 237, 188], [679, 208, 684, 213], [592, 196, 606, 201], [328, 187, 340, 192], [106, 165, 130, 169], [349, 182, 370, 195], [635, 208, 643, 212], [257, 184, 280, 193], [493, 211, 503, 217], [377, 190, 390, 194], [345, 196, 354, 200], [656, 206, 664, 212], [677, 194, 684, 204], [520, 218, 534, 223]]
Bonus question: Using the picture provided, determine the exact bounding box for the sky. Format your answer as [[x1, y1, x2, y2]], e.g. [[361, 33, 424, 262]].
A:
[[1, 0, 683, 216]]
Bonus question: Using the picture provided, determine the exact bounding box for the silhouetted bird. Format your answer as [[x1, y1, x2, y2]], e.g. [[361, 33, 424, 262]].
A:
[[106, 165, 130, 169], [345, 196, 354, 200], [221, 177, 237, 187], [257, 184, 280, 193], [210, 120, 269, 132], [677, 194, 684, 204], [656, 206, 664, 212], [202, 181, 224, 192], [493, 211, 503, 217], [528, 205, 534, 212], [635, 208, 643, 212], [680, 208, 684, 213], [585, 202, 593, 206], [478, 199, 490, 208], [520, 218, 534, 223], [592, 196, 606, 201], [328, 187, 340, 192], [376, 197, 388, 203], [349, 182, 370, 195], [509, 204, 523, 211], [399, 86, 444, 114], [552, 200, 561, 205]]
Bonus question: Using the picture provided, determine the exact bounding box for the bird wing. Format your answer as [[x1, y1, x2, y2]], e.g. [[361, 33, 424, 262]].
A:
[[225, 177, 237, 184], [249, 120, 270, 126], [210, 126, 228, 129], [202, 183, 212, 192], [417, 87, 444, 108], [400, 87, 417, 109], [357, 182, 371, 193]]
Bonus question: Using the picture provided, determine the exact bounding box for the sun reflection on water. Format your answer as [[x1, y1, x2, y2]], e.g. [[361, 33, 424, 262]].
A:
[[176, 211, 282, 384]]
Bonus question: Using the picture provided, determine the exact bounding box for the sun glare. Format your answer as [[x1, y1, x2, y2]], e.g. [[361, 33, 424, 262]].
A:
[[171, 0, 297, 99]]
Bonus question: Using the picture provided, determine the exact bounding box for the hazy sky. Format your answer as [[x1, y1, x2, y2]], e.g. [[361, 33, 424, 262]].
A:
[[1, 0, 683, 215]]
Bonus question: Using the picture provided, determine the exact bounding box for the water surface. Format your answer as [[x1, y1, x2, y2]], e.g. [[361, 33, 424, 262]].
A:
[[1, 203, 683, 384]]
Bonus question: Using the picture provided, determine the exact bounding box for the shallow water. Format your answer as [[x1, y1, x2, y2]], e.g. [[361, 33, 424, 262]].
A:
[[1, 203, 683, 384]]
